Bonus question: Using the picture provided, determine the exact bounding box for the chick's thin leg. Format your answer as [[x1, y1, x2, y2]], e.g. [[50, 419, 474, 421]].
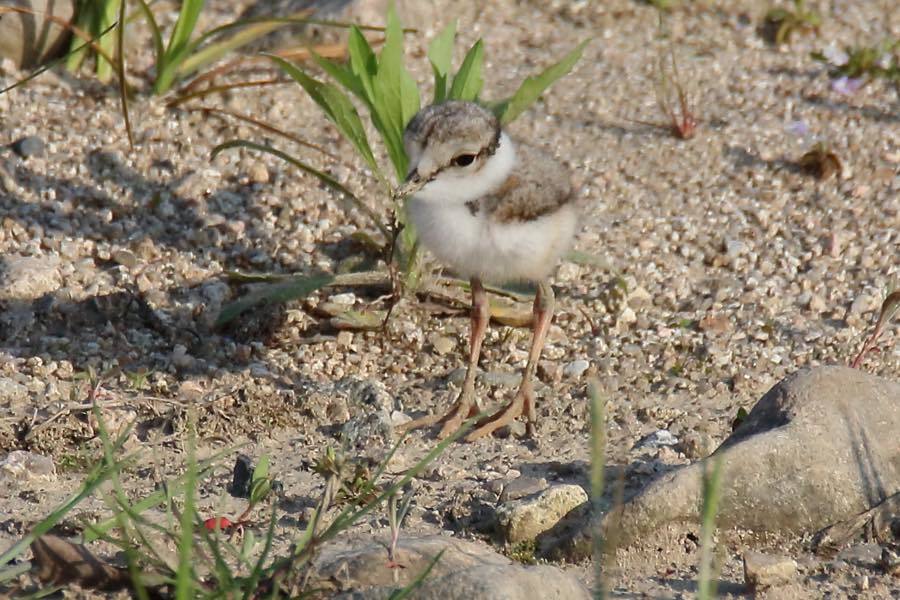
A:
[[400, 278, 488, 436], [465, 281, 554, 442]]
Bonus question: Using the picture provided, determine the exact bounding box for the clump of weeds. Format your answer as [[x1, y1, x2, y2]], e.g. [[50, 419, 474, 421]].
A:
[[761, 0, 821, 45]]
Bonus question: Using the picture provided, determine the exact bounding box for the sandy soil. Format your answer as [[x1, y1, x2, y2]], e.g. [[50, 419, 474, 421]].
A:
[[1, 0, 898, 597]]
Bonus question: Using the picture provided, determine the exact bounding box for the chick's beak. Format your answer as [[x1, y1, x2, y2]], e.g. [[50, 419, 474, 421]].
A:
[[393, 170, 425, 200]]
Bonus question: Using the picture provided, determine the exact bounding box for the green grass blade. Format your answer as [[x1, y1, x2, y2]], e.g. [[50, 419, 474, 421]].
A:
[[242, 509, 278, 600], [448, 39, 484, 101], [266, 55, 382, 180], [165, 0, 205, 58], [211, 139, 387, 237], [65, 0, 99, 71], [496, 39, 589, 124], [697, 456, 723, 600], [115, 0, 133, 149], [95, 0, 120, 82], [325, 418, 470, 539], [174, 427, 198, 599], [187, 14, 370, 52], [589, 380, 607, 600], [153, 0, 205, 93], [175, 16, 303, 83], [428, 20, 456, 103], [133, 0, 164, 66], [194, 521, 237, 591], [0, 423, 134, 569], [82, 448, 234, 543], [214, 273, 335, 328]]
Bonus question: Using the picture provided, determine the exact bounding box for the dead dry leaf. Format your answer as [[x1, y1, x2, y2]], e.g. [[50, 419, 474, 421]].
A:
[[31, 535, 131, 591]]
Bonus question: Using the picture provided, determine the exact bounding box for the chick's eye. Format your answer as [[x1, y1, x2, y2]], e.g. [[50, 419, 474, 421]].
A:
[[452, 154, 476, 167]]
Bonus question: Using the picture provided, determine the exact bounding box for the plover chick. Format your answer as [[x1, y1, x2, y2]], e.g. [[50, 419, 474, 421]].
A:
[[395, 100, 578, 441]]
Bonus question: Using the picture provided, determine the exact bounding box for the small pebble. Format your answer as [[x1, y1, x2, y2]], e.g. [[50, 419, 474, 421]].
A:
[[249, 162, 269, 184], [336, 331, 354, 348], [112, 249, 137, 268], [744, 551, 797, 590], [634, 429, 679, 450], [11, 136, 45, 158], [563, 359, 589, 379], [171, 344, 195, 369], [430, 335, 456, 355]]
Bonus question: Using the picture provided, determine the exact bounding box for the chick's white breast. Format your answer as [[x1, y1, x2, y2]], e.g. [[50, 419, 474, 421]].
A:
[[407, 198, 577, 284]]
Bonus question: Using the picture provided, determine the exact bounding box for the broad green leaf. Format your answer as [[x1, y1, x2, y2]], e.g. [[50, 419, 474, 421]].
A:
[[214, 273, 335, 328], [250, 478, 272, 505], [266, 55, 381, 179], [371, 5, 418, 179], [311, 50, 365, 100], [428, 20, 457, 103], [449, 39, 484, 101], [347, 26, 378, 105], [496, 39, 590, 124], [240, 530, 257, 560], [252, 455, 270, 483]]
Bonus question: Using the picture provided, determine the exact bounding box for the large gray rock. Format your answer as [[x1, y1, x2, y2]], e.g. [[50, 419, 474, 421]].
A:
[[612, 366, 900, 544], [542, 366, 900, 559], [0, 0, 75, 69], [313, 535, 590, 599]]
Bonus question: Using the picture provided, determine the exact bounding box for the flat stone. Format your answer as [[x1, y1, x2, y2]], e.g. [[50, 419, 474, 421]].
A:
[[496, 483, 588, 543], [0, 377, 28, 404], [0, 451, 56, 484], [313, 535, 590, 600], [0, 255, 62, 300], [743, 551, 797, 590], [633, 429, 679, 450], [499, 476, 549, 503], [341, 409, 393, 452], [11, 136, 46, 158], [112, 249, 138, 268], [562, 359, 590, 379], [430, 334, 456, 355]]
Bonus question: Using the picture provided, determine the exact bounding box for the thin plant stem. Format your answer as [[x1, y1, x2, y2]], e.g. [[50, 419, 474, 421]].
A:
[[589, 380, 607, 600]]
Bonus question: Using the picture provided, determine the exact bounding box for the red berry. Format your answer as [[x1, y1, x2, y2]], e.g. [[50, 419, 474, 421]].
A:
[[204, 517, 233, 531]]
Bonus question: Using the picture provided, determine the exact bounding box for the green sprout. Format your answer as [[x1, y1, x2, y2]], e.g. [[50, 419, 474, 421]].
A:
[[811, 39, 900, 83], [762, 0, 821, 45], [213, 8, 588, 325]]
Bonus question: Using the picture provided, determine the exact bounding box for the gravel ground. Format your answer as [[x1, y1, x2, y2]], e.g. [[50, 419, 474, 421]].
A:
[[1, 0, 898, 597]]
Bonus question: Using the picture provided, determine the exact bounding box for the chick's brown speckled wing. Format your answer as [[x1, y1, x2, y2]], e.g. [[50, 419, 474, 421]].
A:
[[482, 143, 573, 223]]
